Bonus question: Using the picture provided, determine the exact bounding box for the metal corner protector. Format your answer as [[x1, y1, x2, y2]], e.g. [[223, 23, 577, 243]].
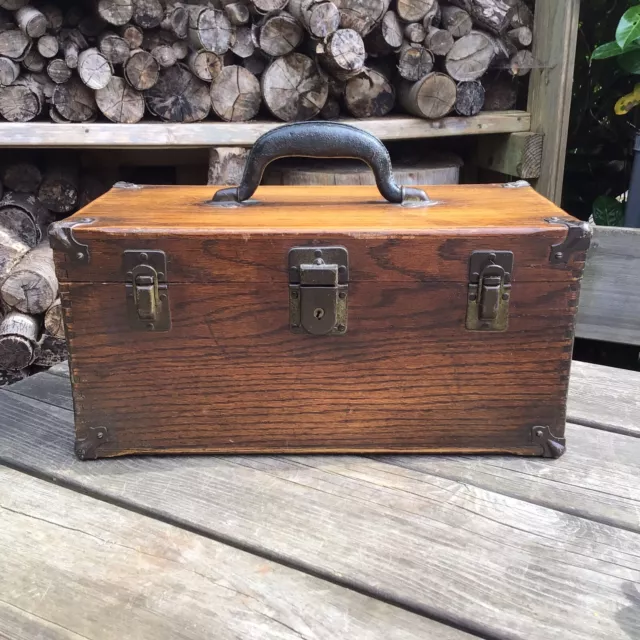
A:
[[48, 218, 95, 265]]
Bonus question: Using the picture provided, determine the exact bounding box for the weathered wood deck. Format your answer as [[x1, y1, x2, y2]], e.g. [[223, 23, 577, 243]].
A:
[[1, 359, 639, 640]]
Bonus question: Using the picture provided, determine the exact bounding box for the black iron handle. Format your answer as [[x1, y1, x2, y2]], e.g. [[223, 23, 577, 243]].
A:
[[211, 122, 430, 205]]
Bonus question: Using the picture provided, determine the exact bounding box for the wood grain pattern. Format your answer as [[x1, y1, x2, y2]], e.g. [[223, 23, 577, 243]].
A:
[[7, 370, 73, 410], [575, 226, 640, 347], [0, 112, 531, 148], [60, 277, 577, 456], [0, 466, 467, 640], [10, 359, 640, 533], [527, 0, 580, 203], [1, 388, 639, 640], [382, 420, 640, 534], [568, 361, 640, 438], [56, 184, 580, 285], [50, 183, 586, 457]]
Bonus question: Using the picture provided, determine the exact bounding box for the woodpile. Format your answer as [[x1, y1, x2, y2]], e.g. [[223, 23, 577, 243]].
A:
[[0, 0, 534, 123], [0, 157, 107, 385]]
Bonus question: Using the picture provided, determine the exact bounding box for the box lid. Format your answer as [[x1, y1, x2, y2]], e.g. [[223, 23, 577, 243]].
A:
[[50, 183, 589, 284]]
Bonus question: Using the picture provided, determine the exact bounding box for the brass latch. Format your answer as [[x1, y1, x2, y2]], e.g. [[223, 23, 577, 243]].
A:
[[124, 250, 171, 332], [466, 251, 514, 332], [289, 246, 348, 335]]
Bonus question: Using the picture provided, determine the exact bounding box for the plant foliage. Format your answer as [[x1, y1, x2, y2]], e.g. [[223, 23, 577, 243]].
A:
[[564, 0, 640, 222]]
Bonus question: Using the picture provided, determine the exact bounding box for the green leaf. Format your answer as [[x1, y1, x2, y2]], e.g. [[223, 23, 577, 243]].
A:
[[592, 41, 624, 59], [616, 6, 640, 50], [592, 196, 625, 226], [619, 49, 640, 73]]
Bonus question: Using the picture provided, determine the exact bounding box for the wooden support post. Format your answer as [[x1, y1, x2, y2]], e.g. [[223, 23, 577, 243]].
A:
[[474, 132, 543, 180], [527, 0, 580, 204]]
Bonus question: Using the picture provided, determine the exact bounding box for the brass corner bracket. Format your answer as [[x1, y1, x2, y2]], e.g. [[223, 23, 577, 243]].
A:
[[48, 217, 95, 265], [75, 426, 109, 460], [532, 426, 566, 459]]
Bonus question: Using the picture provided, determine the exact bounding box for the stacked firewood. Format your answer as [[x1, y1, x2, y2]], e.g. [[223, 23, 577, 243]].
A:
[[0, 158, 105, 385], [0, 0, 534, 123]]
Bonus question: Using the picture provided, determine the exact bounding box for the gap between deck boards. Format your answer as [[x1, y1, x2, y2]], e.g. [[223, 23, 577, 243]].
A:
[[0, 465, 478, 640]]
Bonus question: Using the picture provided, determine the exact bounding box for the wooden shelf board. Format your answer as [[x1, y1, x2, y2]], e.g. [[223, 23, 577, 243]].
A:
[[0, 112, 530, 148]]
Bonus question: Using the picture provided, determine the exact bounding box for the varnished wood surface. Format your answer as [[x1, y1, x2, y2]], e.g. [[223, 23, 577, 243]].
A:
[[63, 279, 576, 456], [56, 185, 581, 285], [54, 182, 585, 456], [1, 359, 640, 640], [75, 184, 567, 231]]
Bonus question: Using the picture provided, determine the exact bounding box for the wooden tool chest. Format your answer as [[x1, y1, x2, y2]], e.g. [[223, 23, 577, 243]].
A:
[[49, 123, 591, 459]]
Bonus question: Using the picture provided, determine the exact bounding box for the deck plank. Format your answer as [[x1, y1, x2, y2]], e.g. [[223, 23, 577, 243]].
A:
[[46, 361, 70, 378], [380, 421, 640, 532], [0, 389, 639, 640], [0, 465, 466, 640], [568, 361, 640, 437], [8, 372, 73, 411]]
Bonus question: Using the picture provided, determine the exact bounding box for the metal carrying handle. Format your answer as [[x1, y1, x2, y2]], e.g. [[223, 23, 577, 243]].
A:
[[211, 122, 430, 206]]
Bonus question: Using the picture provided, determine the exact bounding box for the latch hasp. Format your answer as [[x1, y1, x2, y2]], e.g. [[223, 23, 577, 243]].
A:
[[124, 250, 171, 332], [465, 251, 514, 332]]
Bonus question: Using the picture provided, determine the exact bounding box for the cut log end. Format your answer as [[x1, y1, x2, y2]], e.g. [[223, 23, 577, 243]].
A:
[[262, 52, 328, 121], [0, 312, 39, 370], [211, 65, 260, 122]]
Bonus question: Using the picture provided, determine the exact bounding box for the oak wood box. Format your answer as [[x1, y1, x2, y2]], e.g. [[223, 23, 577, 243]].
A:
[[50, 182, 590, 460]]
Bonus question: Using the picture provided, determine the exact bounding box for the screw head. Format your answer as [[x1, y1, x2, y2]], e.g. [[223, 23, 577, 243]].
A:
[[76, 252, 84, 260], [469, 294, 477, 302], [140, 252, 148, 261], [314, 249, 323, 258], [337, 324, 346, 332], [534, 428, 544, 438], [160, 294, 167, 301], [339, 291, 347, 299], [291, 290, 299, 299], [555, 252, 564, 260], [502, 293, 509, 301], [157, 272, 165, 279], [291, 323, 299, 328], [338, 265, 347, 274], [126, 271, 133, 278], [146, 322, 154, 330], [96, 431, 104, 439]]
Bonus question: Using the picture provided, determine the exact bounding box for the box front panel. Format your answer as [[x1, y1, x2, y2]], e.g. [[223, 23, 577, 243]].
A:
[[62, 276, 578, 457]]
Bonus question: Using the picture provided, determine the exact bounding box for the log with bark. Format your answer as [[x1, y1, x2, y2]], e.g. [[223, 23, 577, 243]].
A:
[[398, 71, 456, 119], [0, 310, 38, 370], [448, 0, 514, 34], [262, 52, 328, 121], [44, 298, 64, 339], [0, 228, 29, 283], [145, 63, 210, 122], [0, 241, 58, 314], [34, 332, 68, 367], [344, 67, 394, 118], [2, 162, 41, 193], [37, 162, 79, 213], [210, 64, 260, 121], [0, 0, 534, 124], [0, 192, 50, 246]]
